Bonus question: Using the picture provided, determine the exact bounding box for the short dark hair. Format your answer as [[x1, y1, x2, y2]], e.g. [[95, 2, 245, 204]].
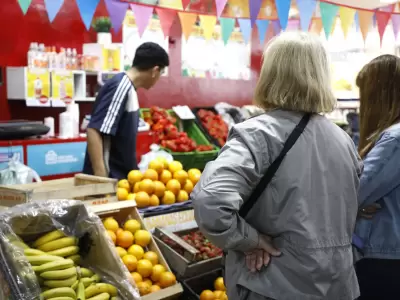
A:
[[132, 42, 169, 71]]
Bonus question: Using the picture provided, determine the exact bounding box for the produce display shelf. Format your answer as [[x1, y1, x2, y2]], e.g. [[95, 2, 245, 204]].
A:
[[181, 269, 223, 300], [192, 107, 224, 148], [139, 200, 193, 218]]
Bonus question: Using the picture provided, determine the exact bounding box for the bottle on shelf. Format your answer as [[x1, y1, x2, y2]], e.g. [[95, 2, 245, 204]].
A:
[[27, 42, 38, 69], [48, 46, 57, 70], [66, 48, 72, 70], [71, 48, 78, 70], [58, 48, 66, 69], [38, 44, 46, 68]]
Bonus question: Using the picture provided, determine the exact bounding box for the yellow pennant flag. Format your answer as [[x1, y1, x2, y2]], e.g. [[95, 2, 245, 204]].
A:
[[199, 15, 217, 41], [178, 12, 198, 41], [339, 7, 355, 38], [358, 10, 373, 42]]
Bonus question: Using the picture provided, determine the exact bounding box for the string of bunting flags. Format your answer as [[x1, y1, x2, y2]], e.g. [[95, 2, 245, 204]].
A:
[[17, 0, 400, 45]]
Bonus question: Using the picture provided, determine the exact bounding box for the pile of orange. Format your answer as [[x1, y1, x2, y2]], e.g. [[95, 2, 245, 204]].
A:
[[199, 277, 228, 300], [103, 217, 177, 296], [116, 158, 202, 209]]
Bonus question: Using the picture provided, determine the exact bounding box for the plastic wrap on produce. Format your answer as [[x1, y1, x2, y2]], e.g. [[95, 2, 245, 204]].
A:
[[0, 199, 140, 300], [215, 102, 246, 125]]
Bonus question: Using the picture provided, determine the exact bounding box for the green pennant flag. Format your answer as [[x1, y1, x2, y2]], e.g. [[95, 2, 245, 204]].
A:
[[18, 0, 33, 14], [220, 18, 235, 45]]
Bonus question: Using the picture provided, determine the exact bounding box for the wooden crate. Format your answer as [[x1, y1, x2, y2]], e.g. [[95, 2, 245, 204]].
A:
[[91, 201, 183, 300], [153, 224, 222, 279], [0, 174, 117, 207]]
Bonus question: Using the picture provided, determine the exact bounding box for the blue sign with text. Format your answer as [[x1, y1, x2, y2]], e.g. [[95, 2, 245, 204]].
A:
[[27, 142, 87, 176], [0, 146, 24, 171]]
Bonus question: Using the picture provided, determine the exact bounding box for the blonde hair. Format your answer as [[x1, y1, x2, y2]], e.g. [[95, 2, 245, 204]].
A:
[[254, 32, 336, 113]]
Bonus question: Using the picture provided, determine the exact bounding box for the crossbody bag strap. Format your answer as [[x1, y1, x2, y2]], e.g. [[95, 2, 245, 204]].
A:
[[239, 113, 312, 219]]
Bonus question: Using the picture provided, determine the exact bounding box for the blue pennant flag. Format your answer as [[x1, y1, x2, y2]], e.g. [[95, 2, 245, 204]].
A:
[[238, 19, 252, 44], [76, 0, 101, 30], [354, 11, 359, 32], [44, 0, 64, 22], [297, 0, 316, 31], [256, 20, 269, 44], [275, 0, 291, 30]]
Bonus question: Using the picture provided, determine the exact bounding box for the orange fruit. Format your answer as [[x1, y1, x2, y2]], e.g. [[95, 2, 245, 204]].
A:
[[117, 188, 129, 201], [143, 279, 153, 286], [200, 290, 215, 300], [134, 230, 152, 247], [183, 179, 194, 194], [160, 170, 172, 184], [158, 271, 176, 288], [153, 181, 166, 197], [143, 169, 158, 181], [177, 190, 189, 202], [135, 191, 150, 208], [166, 179, 181, 195], [168, 161, 183, 173], [128, 244, 144, 260], [118, 179, 131, 192], [107, 230, 117, 245], [124, 219, 141, 234], [155, 157, 169, 169], [103, 217, 119, 232], [127, 193, 136, 200], [139, 179, 155, 194], [149, 194, 160, 206], [116, 228, 124, 236], [116, 230, 134, 248], [148, 160, 164, 174], [162, 191, 176, 205], [133, 182, 140, 193], [214, 290, 224, 299], [137, 259, 153, 278], [220, 292, 228, 300], [150, 264, 166, 282], [214, 277, 226, 291], [173, 170, 188, 185], [143, 251, 159, 265], [128, 170, 143, 185], [150, 285, 161, 293], [188, 168, 201, 185], [116, 246, 127, 258], [122, 254, 138, 272], [188, 168, 201, 178], [131, 271, 143, 284], [137, 281, 151, 296]]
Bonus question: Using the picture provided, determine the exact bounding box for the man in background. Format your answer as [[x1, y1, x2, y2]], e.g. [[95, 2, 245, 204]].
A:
[[83, 42, 169, 179]]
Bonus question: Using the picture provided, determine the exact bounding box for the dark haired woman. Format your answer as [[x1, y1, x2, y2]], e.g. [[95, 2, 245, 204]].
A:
[[354, 54, 400, 299]]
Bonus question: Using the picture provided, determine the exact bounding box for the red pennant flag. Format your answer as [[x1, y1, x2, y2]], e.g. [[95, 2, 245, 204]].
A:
[[376, 11, 391, 46], [156, 8, 177, 37], [181, 0, 191, 10]]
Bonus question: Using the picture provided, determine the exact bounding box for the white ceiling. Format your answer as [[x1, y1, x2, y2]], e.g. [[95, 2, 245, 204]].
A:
[[328, 0, 397, 10]]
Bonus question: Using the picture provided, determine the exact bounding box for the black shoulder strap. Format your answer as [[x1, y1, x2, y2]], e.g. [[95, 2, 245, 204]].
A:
[[239, 113, 311, 218]]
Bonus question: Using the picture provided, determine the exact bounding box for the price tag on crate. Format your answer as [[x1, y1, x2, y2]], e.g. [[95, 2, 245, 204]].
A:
[[172, 105, 195, 120]]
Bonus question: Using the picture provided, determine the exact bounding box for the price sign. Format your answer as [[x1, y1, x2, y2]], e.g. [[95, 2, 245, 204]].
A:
[[51, 71, 74, 107], [26, 68, 50, 107]]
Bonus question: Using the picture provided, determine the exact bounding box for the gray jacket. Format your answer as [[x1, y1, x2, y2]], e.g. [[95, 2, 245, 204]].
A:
[[192, 109, 362, 300]]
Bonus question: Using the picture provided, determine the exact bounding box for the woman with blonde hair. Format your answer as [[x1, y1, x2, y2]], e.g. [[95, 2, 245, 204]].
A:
[[192, 32, 361, 300], [354, 54, 400, 299]]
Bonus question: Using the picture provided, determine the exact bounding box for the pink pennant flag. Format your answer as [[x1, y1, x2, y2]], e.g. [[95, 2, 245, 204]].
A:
[[215, 0, 228, 17], [376, 11, 391, 45], [392, 14, 400, 38], [130, 4, 154, 37]]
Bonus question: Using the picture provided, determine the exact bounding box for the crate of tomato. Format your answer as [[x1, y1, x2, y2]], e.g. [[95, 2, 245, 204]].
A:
[[192, 107, 229, 148], [141, 107, 219, 170]]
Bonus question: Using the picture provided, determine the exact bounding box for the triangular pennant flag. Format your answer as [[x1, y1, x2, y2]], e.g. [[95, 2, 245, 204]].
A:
[[256, 20, 269, 44], [373, 13, 377, 27], [297, 0, 317, 31], [393, 14, 400, 37], [376, 11, 391, 45], [76, 0, 100, 30], [104, 0, 128, 33], [310, 18, 322, 34], [220, 17, 235, 45], [358, 10, 373, 42], [199, 15, 217, 40], [181, 0, 191, 10], [339, 7, 355, 38], [44, 0, 64, 22], [275, 0, 291, 30], [18, 0, 32, 15], [178, 12, 197, 40], [354, 11, 359, 32], [287, 19, 300, 31], [215, 0, 228, 17], [130, 4, 153, 37], [238, 18, 252, 43], [272, 19, 281, 35], [319, 2, 339, 39], [249, 0, 263, 27], [156, 8, 177, 37]]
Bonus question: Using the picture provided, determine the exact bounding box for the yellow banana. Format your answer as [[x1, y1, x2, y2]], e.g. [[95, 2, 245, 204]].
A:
[[71, 279, 79, 290], [81, 277, 95, 287], [45, 298, 74, 300], [111, 297, 117, 300], [77, 281, 86, 300], [80, 267, 94, 278], [33, 230, 66, 248], [24, 249, 46, 256], [86, 292, 111, 300], [104, 284, 117, 297], [41, 287, 76, 299], [38, 237, 77, 252], [35, 259, 74, 273], [43, 275, 77, 288], [26, 255, 64, 265], [40, 266, 77, 280], [91, 274, 101, 283], [47, 246, 79, 257], [85, 283, 109, 298], [67, 254, 81, 265]]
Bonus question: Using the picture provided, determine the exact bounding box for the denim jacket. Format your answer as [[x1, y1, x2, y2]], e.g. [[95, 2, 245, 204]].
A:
[[355, 123, 400, 259]]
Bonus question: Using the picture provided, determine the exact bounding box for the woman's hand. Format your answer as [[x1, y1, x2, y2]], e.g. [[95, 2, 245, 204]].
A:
[[245, 235, 281, 272], [358, 204, 381, 219]]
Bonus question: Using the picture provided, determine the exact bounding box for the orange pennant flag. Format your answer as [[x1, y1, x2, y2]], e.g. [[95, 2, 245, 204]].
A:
[[310, 18, 323, 35], [199, 15, 217, 40], [358, 10, 373, 42], [178, 12, 198, 40], [339, 7, 355, 38]]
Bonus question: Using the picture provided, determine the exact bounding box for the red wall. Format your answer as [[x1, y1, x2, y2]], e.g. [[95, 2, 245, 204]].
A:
[[0, 0, 263, 124]]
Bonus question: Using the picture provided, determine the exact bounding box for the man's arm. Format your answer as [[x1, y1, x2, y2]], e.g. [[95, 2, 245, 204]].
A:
[[87, 128, 107, 177]]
